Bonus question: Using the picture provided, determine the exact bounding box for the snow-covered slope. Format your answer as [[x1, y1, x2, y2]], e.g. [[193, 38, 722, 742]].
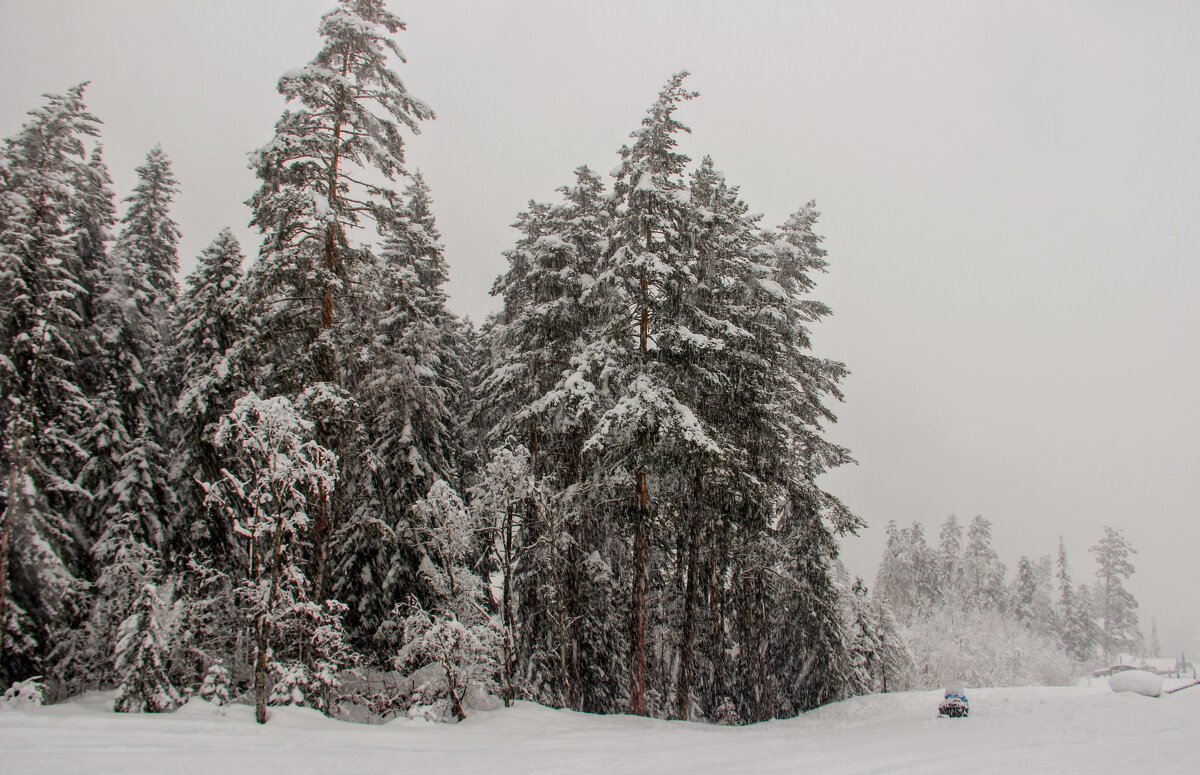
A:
[[2, 685, 1198, 774]]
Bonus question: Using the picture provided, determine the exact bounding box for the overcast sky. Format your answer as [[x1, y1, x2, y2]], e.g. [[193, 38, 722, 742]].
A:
[[2, 0, 1198, 654]]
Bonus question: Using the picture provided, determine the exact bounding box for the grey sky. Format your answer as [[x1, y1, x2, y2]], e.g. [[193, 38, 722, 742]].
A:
[[2, 0, 1198, 654]]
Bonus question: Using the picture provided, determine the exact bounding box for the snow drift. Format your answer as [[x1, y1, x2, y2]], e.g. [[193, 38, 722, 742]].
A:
[[1107, 669, 1163, 697]]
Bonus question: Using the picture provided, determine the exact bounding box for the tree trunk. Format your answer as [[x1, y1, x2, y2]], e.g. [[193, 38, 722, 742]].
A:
[[254, 614, 269, 724], [446, 665, 467, 721], [502, 503, 516, 707], [630, 474, 649, 716], [676, 509, 701, 720], [706, 523, 726, 711]]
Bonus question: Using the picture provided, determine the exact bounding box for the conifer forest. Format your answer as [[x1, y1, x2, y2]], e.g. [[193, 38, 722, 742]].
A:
[[0, 0, 1149, 727]]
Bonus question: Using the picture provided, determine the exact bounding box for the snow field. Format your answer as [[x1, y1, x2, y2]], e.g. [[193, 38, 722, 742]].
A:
[[3, 684, 1199, 775]]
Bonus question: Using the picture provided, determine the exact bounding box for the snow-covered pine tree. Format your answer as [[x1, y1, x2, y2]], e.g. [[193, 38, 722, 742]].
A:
[[583, 72, 723, 717], [112, 582, 181, 713], [476, 165, 612, 710], [1090, 525, 1139, 661], [242, 0, 435, 601], [0, 85, 105, 685], [205, 392, 338, 724]]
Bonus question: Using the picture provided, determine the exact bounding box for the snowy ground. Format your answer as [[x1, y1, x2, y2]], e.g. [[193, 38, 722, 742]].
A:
[[3, 682, 1199, 774]]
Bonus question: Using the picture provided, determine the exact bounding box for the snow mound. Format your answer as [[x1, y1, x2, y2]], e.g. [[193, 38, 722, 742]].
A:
[[1108, 669, 1163, 697]]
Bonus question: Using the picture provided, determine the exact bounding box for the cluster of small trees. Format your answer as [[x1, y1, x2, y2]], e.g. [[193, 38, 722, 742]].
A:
[[1, 1, 861, 724], [867, 516, 1141, 688]]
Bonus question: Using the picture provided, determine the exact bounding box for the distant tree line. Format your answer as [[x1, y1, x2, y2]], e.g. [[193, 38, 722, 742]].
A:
[[861, 516, 1141, 689]]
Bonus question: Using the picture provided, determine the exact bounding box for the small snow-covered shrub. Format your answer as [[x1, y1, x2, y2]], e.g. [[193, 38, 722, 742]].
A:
[[3, 677, 47, 708], [198, 663, 231, 706], [713, 697, 740, 726], [396, 607, 501, 722]]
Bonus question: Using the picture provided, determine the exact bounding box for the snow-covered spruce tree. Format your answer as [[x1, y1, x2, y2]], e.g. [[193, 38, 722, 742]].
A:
[[114, 146, 180, 334], [874, 521, 913, 620], [67, 148, 180, 688], [169, 229, 249, 561], [870, 594, 913, 693], [1055, 537, 1075, 646], [844, 579, 879, 696], [112, 582, 181, 713], [1090, 525, 1139, 661], [204, 392, 339, 724], [0, 85, 105, 685], [198, 661, 232, 706], [242, 0, 434, 600], [763, 213, 859, 716]]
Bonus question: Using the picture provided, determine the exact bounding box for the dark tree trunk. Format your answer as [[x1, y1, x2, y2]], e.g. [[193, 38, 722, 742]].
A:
[[676, 509, 701, 720]]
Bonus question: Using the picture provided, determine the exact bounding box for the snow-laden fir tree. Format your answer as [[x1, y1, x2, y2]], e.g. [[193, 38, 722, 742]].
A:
[[169, 229, 249, 561], [1012, 556, 1038, 624], [1067, 582, 1099, 663], [0, 85, 105, 685], [332, 174, 467, 657]]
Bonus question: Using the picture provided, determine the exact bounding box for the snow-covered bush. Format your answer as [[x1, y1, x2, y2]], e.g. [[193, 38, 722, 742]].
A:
[[904, 605, 1077, 688], [396, 605, 501, 722], [2, 677, 47, 708]]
